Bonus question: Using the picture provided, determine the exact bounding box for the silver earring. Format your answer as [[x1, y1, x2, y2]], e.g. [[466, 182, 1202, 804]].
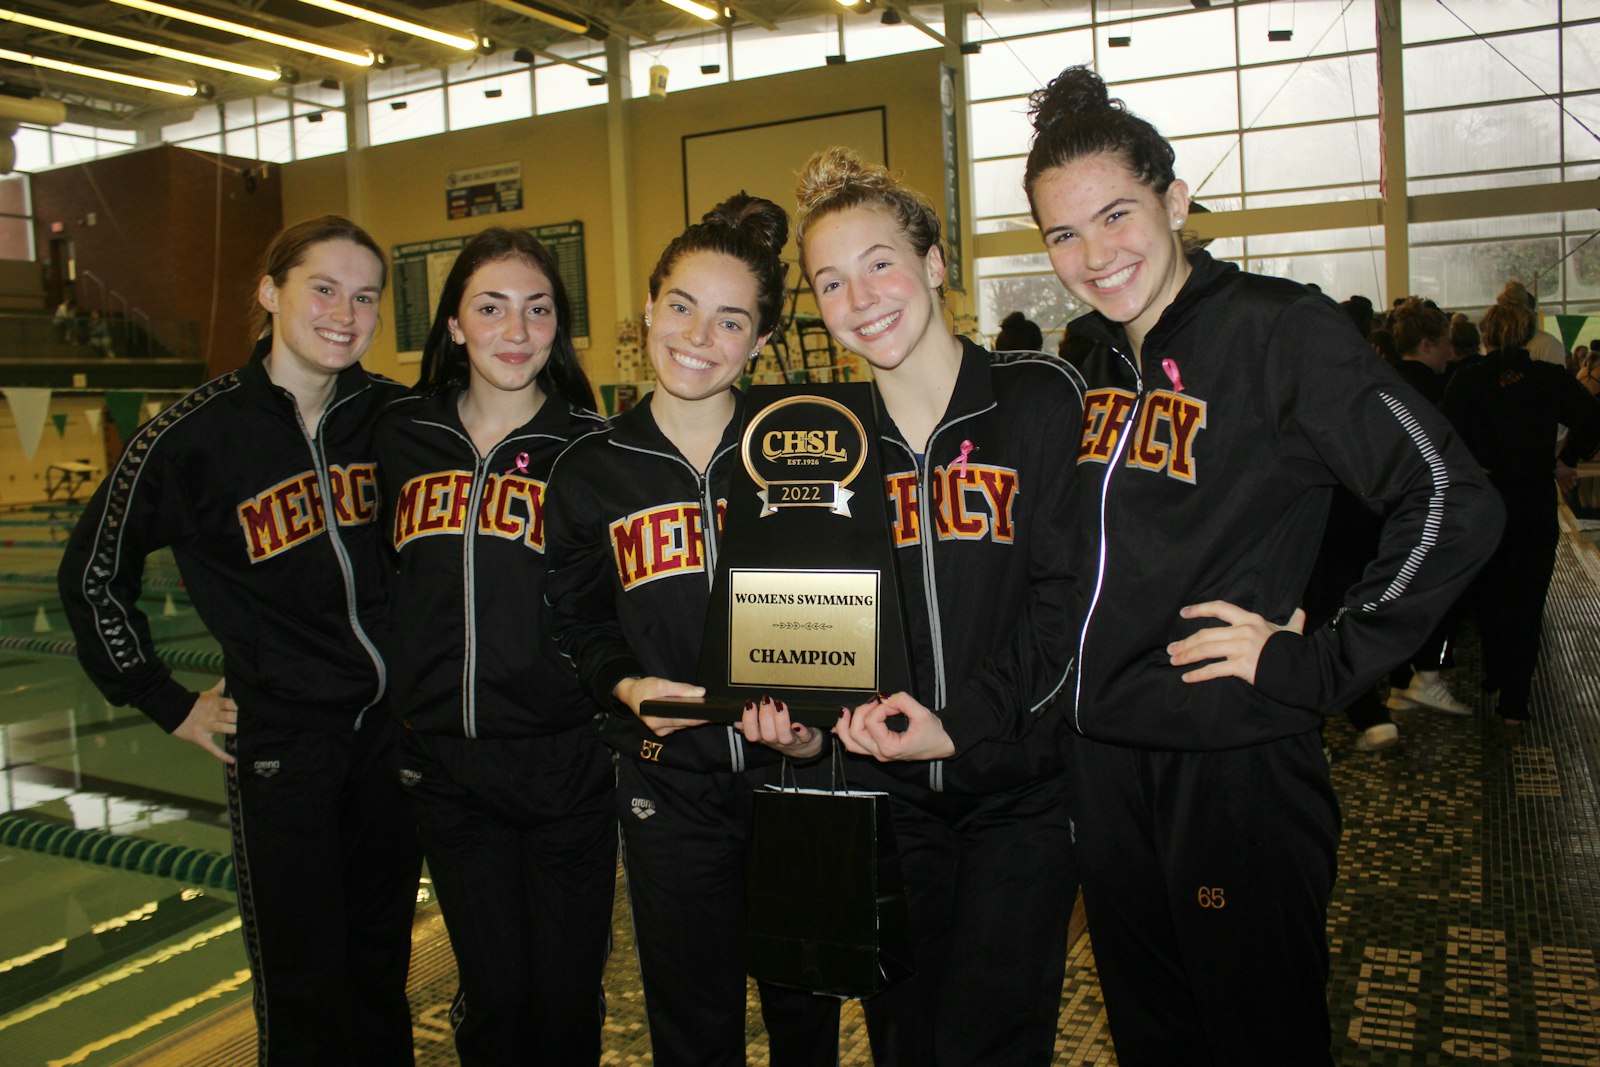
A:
[[643, 315, 652, 327]]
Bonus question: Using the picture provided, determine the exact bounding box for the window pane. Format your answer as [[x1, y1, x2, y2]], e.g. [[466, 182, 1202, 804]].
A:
[[1564, 95, 1600, 162], [1401, 0, 1556, 44], [13, 126, 50, 170], [976, 214, 1034, 234], [1116, 71, 1238, 139], [257, 120, 293, 163], [967, 0, 1090, 40], [1096, 9, 1236, 81], [536, 61, 607, 114], [296, 79, 346, 108], [1248, 225, 1381, 256], [176, 134, 224, 153], [51, 134, 96, 164], [968, 99, 1033, 160], [1567, 24, 1600, 92], [223, 99, 255, 129], [733, 20, 828, 80], [1406, 101, 1558, 176], [965, 29, 1093, 101], [1409, 237, 1560, 308], [1404, 32, 1558, 110], [1175, 132, 1245, 197], [1565, 235, 1600, 303], [368, 90, 446, 146], [845, 22, 939, 62], [1244, 184, 1379, 208], [1243, 120, 1378, 191], [1412, 212, 1560, 244], [256, 95, 290, 123], [972, 156, 1028, 219], [1250, 249, 1385, 301], [225, 128, 257, 158], [448, 71, 534, 130], [1240, 55, 1377, 128], [368, 66, 443, 100], [976, 270, 1080, 338], [162, 107, 221, 141], [0, 174, 28, 215], [1237, 0, 1376, 65], [295, 111, 348, 159], [1409, 168, 1559, 195], [0, 215, 30, 259]]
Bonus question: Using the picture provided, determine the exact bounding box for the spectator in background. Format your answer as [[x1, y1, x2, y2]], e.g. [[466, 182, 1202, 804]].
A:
[[86, 310, 114, 358], [1500, 280, 1566, 366], [1368, 327, 1400, 368], [1448, 317, 1482, 384], [53, 296, 76, 342], [1574, 345, 1596, 395], [1442, 294, 1600, 724], [1342, 295, 1375, 340], [995, 310, 1045, 352]]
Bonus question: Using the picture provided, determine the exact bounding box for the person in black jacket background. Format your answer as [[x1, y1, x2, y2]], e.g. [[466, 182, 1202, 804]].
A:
[[1015, 67, 1501, 1066], [373, 228, 611, 1065], [1441, 292, 1600, 723], [58, 216, 422, 1066]]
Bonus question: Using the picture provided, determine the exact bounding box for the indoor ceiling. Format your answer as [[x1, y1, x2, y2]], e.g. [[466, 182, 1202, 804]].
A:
[[0, 0, 947, 124]]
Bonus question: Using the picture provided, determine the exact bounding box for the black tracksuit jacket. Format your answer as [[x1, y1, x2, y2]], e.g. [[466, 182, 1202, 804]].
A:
[[373, 390, 606, 738], [544, 391, 776, 773], [58, 347, 403, 733], [1043, 251, 1504, 752], [855, 339, 1084, 794]]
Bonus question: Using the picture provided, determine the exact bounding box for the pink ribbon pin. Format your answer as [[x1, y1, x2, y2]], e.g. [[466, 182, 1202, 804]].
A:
[[1161, 357, 1185, 393], [953, 439, 975, 473], [507, 451, 530, 475]]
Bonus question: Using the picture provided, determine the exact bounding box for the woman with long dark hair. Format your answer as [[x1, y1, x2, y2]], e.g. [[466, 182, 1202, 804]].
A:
[[373, 227, 612, 1064]]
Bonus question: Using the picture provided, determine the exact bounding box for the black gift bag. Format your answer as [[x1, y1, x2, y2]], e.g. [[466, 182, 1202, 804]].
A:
[[745, 761, 914, 999]]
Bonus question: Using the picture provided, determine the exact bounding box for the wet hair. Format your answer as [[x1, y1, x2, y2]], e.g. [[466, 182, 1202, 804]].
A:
[[1450, 318, 1481, 360], [994, 311, 1043, 352], [1023, 65, 1177, 222], [794, 146, 945, 297], [1480, 286, 1537, 351], [415, 227, 596, 412], [647, 192, 789, 337], [1391, 298, 1449, 356], [254, 215, 385, 339]]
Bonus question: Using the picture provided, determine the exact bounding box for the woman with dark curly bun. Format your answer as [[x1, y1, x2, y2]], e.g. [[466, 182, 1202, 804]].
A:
[[543, 193, 837, 1067], [1018, 65, 1503, 1065]]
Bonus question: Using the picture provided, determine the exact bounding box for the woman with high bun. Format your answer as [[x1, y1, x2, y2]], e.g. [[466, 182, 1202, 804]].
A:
[[780, 146, 1081, 1065], [373, 227, 612, 1065], [1010, 65, 1502, 1064], [543, 194, 836, 1067], [1440, 292, 1600, 724]]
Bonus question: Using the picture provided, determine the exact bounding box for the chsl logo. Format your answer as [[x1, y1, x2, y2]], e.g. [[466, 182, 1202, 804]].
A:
[[742, 395, 867, 518]]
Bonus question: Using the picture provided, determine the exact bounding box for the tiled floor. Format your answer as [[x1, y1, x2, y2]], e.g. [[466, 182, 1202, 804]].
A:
[[8, 528, 1600, 1066]]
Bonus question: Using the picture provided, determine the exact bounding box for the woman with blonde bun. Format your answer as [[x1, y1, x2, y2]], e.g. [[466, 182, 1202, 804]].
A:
[[1016, 65, 1503, 1066], [771, 146, 1082, 1066]]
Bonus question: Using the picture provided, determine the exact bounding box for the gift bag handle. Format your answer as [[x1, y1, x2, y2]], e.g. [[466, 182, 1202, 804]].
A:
[[777, 742, 852, 795]]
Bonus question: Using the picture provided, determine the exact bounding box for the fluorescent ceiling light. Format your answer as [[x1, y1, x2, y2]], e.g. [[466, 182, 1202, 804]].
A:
[[834, 0, 860, 7], [107, 0, 375, 66], [294, 0, 477, 51], [0, 7, 280, 80], [0, 45, 198, 94], [660, 0, 720, 22], [482, 0, 588, 36]]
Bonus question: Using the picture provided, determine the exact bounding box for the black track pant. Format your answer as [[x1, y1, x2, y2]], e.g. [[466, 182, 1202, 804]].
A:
[[1475, 500, 1559, 720], [398, 725, 616, 1066], [1063, 729, 1339, 1067], [862, 771, 1076, 1067], [615, 757, 839, 1067], [226, 711, 423, 1067]]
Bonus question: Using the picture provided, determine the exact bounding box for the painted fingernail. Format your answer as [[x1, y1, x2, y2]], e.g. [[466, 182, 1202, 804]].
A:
[[743, 700, 756, 713], [876, 692, 888, 702], [775, 700, 788, 715]]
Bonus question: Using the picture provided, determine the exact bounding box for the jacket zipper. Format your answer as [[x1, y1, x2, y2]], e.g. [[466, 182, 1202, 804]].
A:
[[1072, 347, 1144, 734], [295, 385, 387, 728]]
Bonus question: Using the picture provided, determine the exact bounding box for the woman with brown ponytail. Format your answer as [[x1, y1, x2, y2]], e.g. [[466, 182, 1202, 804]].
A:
[[1011, 65, 1502, 1065]]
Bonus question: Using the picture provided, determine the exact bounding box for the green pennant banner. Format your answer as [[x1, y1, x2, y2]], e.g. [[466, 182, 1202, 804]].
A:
[[51, 412, 68, 437], [106, 391, 146, 442], [1554, 314, 1597, 352]]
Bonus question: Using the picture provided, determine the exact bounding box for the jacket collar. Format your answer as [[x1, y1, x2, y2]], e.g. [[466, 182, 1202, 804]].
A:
[[609, 388, 747, 462], [238, 334, 378, 412], [408, 386, 589, 443], [875, 336, 997, 448]]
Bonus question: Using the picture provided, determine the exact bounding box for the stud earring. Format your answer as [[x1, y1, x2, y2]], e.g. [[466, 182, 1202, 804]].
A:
[[643, 315, 652, 327]]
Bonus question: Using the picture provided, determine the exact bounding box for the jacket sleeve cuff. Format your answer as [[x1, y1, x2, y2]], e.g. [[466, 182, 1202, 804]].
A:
[[1252, 630, 1322, 711], [590, 653, 646, 715], [143, 678, 200, 735], [936, 704, 988, 758]]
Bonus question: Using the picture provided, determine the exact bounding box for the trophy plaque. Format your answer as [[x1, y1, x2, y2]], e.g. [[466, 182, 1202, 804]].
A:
[[643, 383, 912, 727]]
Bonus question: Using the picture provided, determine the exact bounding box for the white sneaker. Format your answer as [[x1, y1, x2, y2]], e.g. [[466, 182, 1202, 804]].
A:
[[1354, 723, 1399, 752], [1387, 670, 1473, 716]]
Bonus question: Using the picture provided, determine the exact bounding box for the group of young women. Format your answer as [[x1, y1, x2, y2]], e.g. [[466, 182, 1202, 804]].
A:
[[60, 62, 1507, 1067]]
